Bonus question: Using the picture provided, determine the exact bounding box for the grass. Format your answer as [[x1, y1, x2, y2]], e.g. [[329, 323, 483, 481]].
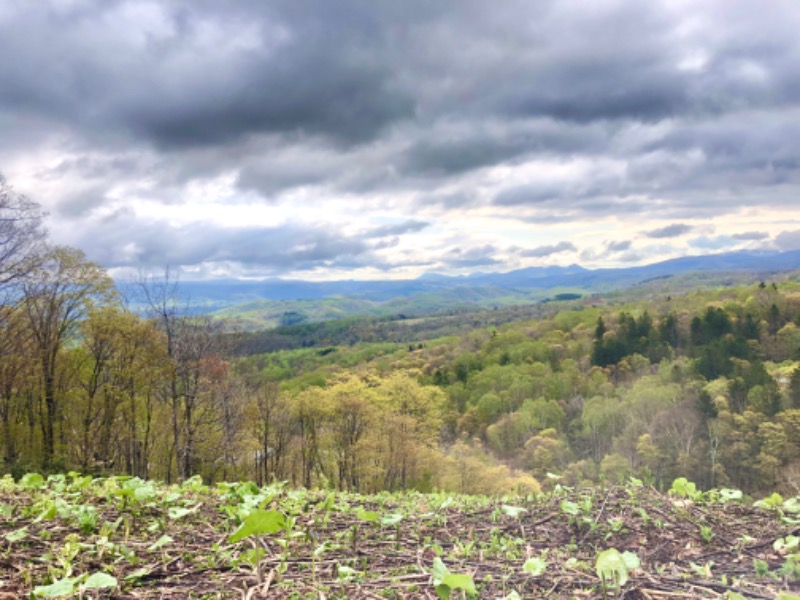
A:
[[2, 473, 799, 598]]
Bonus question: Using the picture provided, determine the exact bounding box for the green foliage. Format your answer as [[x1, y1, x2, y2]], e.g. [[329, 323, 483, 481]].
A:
[[595, 548, 639, 589], [33, 578, 75, 598], [82, 572, 118, 591], [228, 509, 287, 543], [669, 478, 703, 502], [432, 557, 477, 599], [523, 556, 547, 576]]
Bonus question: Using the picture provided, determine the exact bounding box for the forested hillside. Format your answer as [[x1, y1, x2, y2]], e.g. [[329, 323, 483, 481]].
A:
[[3, 222, 800, 499]]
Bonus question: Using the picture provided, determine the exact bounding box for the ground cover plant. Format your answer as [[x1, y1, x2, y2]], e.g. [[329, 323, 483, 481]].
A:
[[2, 473, 800, 598]]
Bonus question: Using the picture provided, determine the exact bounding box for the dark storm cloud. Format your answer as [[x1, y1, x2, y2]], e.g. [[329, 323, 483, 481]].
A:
[[775, 230, 800, 251], [365, 220, 430, 238], [643, 224, 693, 239], [69, 214, 384, 273], [4, 1, 800, 275], [520, 242, 576, 258], [0, 1, 416, 149], [607, 240, 632, 253], [493, 185, 563, 207], [442, 245, 500, 268], [4, 1, 799, 153]]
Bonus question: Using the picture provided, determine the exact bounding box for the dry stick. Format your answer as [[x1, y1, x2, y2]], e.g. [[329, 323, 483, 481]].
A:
[[745, 526, 800, 552], [260, 569, 275, 596], [664, 577, 772, 600]]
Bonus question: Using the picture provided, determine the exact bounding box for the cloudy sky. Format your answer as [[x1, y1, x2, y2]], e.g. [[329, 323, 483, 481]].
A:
[[2, 0, 800, 281]]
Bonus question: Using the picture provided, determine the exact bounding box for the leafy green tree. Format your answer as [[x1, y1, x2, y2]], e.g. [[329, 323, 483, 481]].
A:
[[22, 247, 114, 468]]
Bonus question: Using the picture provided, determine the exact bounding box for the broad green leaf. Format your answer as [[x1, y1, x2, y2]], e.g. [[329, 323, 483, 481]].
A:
[[36, 503, 58, 521], [181, 474, 205, 491], [20, 472, 45, 489], [621, 551, 640, 570], [725, 593, 745, 600], [0, 504, 12, 518], [356, 507, 379, 522], [501, 505, 527, 518], [239, 547, 266, 568], [318, 493, 335, 512], [5, 527, 28, 543], [502, 592, 522, 600], [776, 594, 800, 600], [719, 488, 743, 503], [432, 557, 449, 585], [432, 558, 476, 599], [228, 509, 286, 543], [669, 477, 700, 500], [168, 506, 196, 520], [134, 485, 157, 503], [381, 512, 404, 526], [774, 535, 800, 553], [782, 498, 800, 513], [337, 565, 360, 581], [83, 572, 117, 590], [440, 572, 476, 594], [755, 492, 784, 509], [33, 578, 75, 598], [596, 549, 629, 588], [561, 500, 579, 516], [147, 534, 174, 551], [523, 557, 547, 576]]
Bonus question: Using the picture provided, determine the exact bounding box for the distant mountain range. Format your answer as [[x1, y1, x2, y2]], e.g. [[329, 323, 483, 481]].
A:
[[118, 249, 800, 328]]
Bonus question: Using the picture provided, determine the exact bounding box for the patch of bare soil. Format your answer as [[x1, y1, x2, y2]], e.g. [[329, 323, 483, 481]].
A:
[[1, 482, 799, 598]]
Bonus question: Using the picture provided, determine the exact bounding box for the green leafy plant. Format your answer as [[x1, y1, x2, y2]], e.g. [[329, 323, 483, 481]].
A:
[[228, 509, 287, 543], [669, 478, 703, 502], [699, 524, 715, 544], [522, 556, 547, 577], [432, 557, 477, 599], [595, 549, 639, 593]]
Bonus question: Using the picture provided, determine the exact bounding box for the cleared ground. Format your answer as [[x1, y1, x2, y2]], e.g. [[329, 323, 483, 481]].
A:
[[1, 474, 799, 598]]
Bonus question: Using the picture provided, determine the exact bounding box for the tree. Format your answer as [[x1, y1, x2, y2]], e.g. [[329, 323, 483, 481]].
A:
[[136, 270, 229, 481], [0, 305, 34, 466], [0, 176, 46, 298], [22, 247, 115, 467], [789, 368, 800, 410], [249, 380, 292, 485]]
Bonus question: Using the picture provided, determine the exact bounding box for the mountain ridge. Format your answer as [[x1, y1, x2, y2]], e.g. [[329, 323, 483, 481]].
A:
[[118, 249, 800, 325]]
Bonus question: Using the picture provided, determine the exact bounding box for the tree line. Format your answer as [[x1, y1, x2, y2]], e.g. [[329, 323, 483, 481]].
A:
[[4, 175, 800, 496], [0, 178, 537, 494]]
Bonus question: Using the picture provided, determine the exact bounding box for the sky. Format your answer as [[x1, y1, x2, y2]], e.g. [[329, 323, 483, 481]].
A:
[[2, 0, 800, 281]]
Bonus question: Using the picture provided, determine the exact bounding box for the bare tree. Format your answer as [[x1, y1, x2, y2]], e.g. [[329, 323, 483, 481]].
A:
[[0, 176, 46, 298], [135, 269, 229, 481], [22, 247, 115, 467]]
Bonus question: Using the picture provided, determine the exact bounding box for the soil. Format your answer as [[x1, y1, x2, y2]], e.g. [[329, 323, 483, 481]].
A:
[[2, 482, 799, 599]]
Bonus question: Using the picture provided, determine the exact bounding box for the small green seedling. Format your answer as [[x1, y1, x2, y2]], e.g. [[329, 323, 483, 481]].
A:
[[432, 557, 477, 599], [228, 509, 287, 543], [669, 478, 703, 502], [523, 556, 547, 577], [754, 492, 784, 510], [595, 549, 639, 593]]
